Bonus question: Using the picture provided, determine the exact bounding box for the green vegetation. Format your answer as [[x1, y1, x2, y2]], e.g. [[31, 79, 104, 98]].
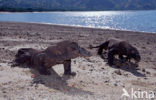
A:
[[0, 0, 156, 12]]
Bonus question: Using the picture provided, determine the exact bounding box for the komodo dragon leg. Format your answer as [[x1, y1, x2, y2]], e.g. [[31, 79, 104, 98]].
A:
[[63, 60, 76, 76]]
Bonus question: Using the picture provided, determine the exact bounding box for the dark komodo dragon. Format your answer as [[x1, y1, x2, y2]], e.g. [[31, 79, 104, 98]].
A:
[[90, 38, 141, 65], [13, 48, 40, 67], [13, 41, 91, 76]]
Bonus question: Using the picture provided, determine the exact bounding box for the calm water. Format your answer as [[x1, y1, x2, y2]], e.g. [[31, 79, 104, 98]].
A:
[[0, 10, 156, 33]]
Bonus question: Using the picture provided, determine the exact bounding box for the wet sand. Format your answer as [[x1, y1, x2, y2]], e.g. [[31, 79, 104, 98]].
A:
[[0, 22, 156, 100]]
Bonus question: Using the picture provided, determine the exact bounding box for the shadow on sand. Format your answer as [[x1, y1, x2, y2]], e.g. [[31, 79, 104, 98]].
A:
[[101, 54, 145, 77], [11, 62, 93, 96], [29, 68, 93, 96]]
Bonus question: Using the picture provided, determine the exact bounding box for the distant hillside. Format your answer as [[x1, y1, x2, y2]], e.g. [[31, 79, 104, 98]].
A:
[[0, 0, 156, 11]]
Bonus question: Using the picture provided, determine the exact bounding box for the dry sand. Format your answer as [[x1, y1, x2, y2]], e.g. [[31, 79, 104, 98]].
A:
[[0, 22, 156, 100]]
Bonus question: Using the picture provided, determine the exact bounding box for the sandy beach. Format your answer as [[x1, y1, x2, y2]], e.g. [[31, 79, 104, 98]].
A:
[[0, 22, 156, 100]]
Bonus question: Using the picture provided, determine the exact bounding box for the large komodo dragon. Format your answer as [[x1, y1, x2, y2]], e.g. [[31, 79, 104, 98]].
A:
[[13, 41, 91, 76], [90, 38, 141, 65]]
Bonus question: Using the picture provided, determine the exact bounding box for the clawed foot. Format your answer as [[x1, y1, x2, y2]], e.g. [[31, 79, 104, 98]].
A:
[[64, 72, 76, 76], [11, 62, 20, 67]]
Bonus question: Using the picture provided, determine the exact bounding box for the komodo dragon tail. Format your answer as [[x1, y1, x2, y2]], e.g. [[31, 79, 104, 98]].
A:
[[88, 45, 100, 49], [88, 41, 109, 55]]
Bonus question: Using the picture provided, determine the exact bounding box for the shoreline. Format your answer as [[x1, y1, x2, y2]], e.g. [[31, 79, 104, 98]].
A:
[[0, 21, 156, 99], [23, 21, 156, 34], [0, 21, 156, 34]]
